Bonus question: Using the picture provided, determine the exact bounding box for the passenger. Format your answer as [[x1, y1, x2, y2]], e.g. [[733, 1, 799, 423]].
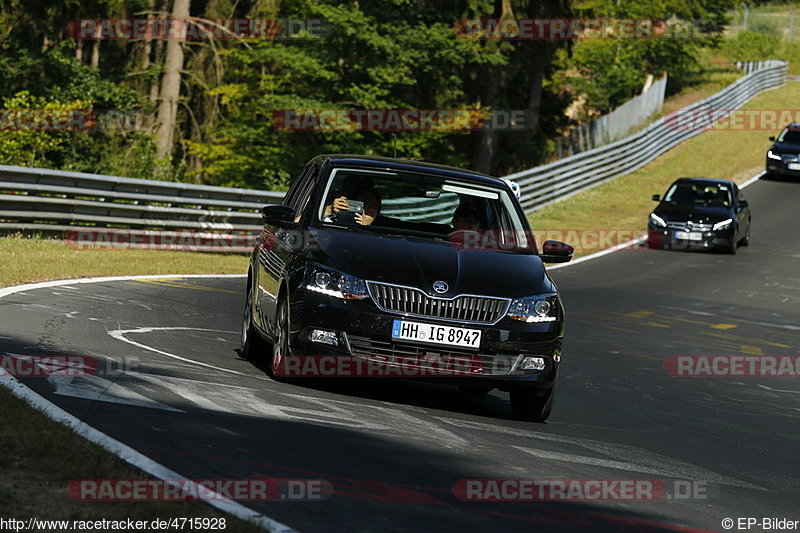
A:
[[451, 205, 482, 232]]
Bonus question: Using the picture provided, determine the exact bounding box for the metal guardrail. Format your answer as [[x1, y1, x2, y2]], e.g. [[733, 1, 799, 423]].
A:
[[505, 60, 787, 213], [0, 60, 787, 250]]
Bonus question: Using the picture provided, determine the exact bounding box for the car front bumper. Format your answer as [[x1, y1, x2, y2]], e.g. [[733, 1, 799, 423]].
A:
[[648, 226, 734, 251], [766, 158, 800, 177], [283, 288, 562, 391]]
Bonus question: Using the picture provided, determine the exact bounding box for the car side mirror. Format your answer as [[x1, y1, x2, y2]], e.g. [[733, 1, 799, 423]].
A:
[[651, 194, 661, 202], [540, 240, 574, 264], [769, 136, 776, 142], [261, 204, 295, 226], [738, 199, 748, 208]]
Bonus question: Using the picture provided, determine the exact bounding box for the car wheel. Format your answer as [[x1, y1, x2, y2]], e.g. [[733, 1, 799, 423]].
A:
[[459, 385, 492, 397], [240, 277, 270, 360], [269, 298, 289, 379], [510, 384, 556, 422], [740, 219, 751, 246], [726, 236, 737, 255]]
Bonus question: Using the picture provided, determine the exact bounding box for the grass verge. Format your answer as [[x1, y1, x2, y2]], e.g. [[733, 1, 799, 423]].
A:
[[0, 241, 260, 528], [0, 235, 248, 287], [528, 76, 800, 258]]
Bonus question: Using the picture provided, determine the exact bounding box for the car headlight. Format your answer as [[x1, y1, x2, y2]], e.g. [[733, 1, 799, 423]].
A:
[[712, 218, 733, 231], [649, 213, 667, 227], [767, 150, 782, 160], [306, 265, 368, 300], [507, 295, 559, 323]]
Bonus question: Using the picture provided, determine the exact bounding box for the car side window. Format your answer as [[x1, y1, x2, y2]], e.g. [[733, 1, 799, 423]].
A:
[[290, 165, 319, 223], [283, 166, 313, 209]]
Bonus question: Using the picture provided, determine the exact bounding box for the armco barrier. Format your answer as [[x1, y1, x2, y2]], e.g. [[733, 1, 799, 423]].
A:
[[505, 60, 786, 213], [0, 60, 787, 250]]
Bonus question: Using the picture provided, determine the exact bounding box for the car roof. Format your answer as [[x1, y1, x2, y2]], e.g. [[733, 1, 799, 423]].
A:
[[309, 154, 504, 188], [672, 177, 736, 187]]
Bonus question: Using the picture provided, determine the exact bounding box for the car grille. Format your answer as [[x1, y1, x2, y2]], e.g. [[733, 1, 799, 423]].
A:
[[367, 281, 510, 325], [666, 221, 713, 231], [780, 154, 798, 163], [347, 335, 517, 376]]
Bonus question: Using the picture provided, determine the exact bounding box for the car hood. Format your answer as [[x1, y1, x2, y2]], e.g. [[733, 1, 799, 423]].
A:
[[770, 142, 800, 155], [306, 227, 554, 298], [654, 203, 732, 224]]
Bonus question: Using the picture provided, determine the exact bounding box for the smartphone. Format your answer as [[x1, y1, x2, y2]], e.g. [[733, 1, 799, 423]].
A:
[[335, 199, 364, 224], [347, 200, 364, 214]]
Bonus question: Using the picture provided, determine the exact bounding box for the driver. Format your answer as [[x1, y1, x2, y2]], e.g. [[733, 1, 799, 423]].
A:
[[323, 185, 382, 226]]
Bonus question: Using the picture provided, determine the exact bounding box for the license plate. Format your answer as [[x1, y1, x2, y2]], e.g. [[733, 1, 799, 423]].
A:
[[674, 230, 702, 241], [788, 162, 800, 170], [391, 319, 482, 348]]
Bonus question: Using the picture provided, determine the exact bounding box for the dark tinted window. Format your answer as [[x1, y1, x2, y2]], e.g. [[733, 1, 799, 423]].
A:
[[777, 128, 800, 144], [664, 182, 732, 207]]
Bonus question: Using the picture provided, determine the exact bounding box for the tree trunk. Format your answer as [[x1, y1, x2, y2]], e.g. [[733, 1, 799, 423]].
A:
[[471, 66, 500, 174], [469, 0, 513, 174], [91, 39, 100, 68], [526, 51, 545, 133], [156, 0, 191, 160]]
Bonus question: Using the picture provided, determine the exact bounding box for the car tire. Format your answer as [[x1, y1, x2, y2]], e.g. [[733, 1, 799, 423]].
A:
[[510, 384, 556, 422], [240, 277, 270, 360], [459, 385, 492, 397], [740, 219, 751, 246], [268, 298, 290, 379], [726, 236, 737, 255]]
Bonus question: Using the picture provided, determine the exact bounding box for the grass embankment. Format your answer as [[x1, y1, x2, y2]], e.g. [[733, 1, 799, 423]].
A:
[[0, 241, 257, 527], [528, 77, 800, 258], [0, 236, 248, 286]]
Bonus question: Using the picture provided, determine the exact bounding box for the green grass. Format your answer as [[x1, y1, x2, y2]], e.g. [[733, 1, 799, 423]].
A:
[[0, 235, 248, 287], [0, 239, 259, 527], [528, 78, 800, 257]]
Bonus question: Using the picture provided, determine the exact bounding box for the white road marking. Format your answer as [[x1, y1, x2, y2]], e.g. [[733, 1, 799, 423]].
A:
[[0, 274, 293, 532], [757, 385, 800, 395], [0, 368, 294, 532], [108, 326, 246, 376], [123, 370, 470, 449], [435, 417, 762, 489], [50, 373, 185, 412]]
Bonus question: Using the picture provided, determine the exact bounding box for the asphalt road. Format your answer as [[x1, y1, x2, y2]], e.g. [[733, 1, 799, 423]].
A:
[[1, 175, 798, 532]]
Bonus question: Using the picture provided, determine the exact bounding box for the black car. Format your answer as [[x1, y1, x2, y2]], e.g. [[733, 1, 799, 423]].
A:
[[766, 123, 800, 178], [647, 177, 751, 254], [240, 155, 573, 422]]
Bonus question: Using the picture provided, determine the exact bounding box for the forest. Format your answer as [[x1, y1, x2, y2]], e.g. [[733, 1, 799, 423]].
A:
[[0, 0, 735, 190]]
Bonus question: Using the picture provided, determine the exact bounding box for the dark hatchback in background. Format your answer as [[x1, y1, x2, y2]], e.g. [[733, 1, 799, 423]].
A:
[[766, 123, 800, 178], [648, 177, 751, 254], [240, 155, 573, 422]]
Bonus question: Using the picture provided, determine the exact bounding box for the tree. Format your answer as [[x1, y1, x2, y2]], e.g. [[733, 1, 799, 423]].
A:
[[155, 0, 190, 159]]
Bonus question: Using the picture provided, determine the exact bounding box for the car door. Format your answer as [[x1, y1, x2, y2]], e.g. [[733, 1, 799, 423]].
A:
[[255, 164, 319, 332], [732, 184, 749, 236]]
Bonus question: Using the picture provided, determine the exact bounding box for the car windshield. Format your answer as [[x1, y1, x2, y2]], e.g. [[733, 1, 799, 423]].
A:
[[663, 182, 732, 207], [777, 128, 800, 144], [316, 167, 535, 252]]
